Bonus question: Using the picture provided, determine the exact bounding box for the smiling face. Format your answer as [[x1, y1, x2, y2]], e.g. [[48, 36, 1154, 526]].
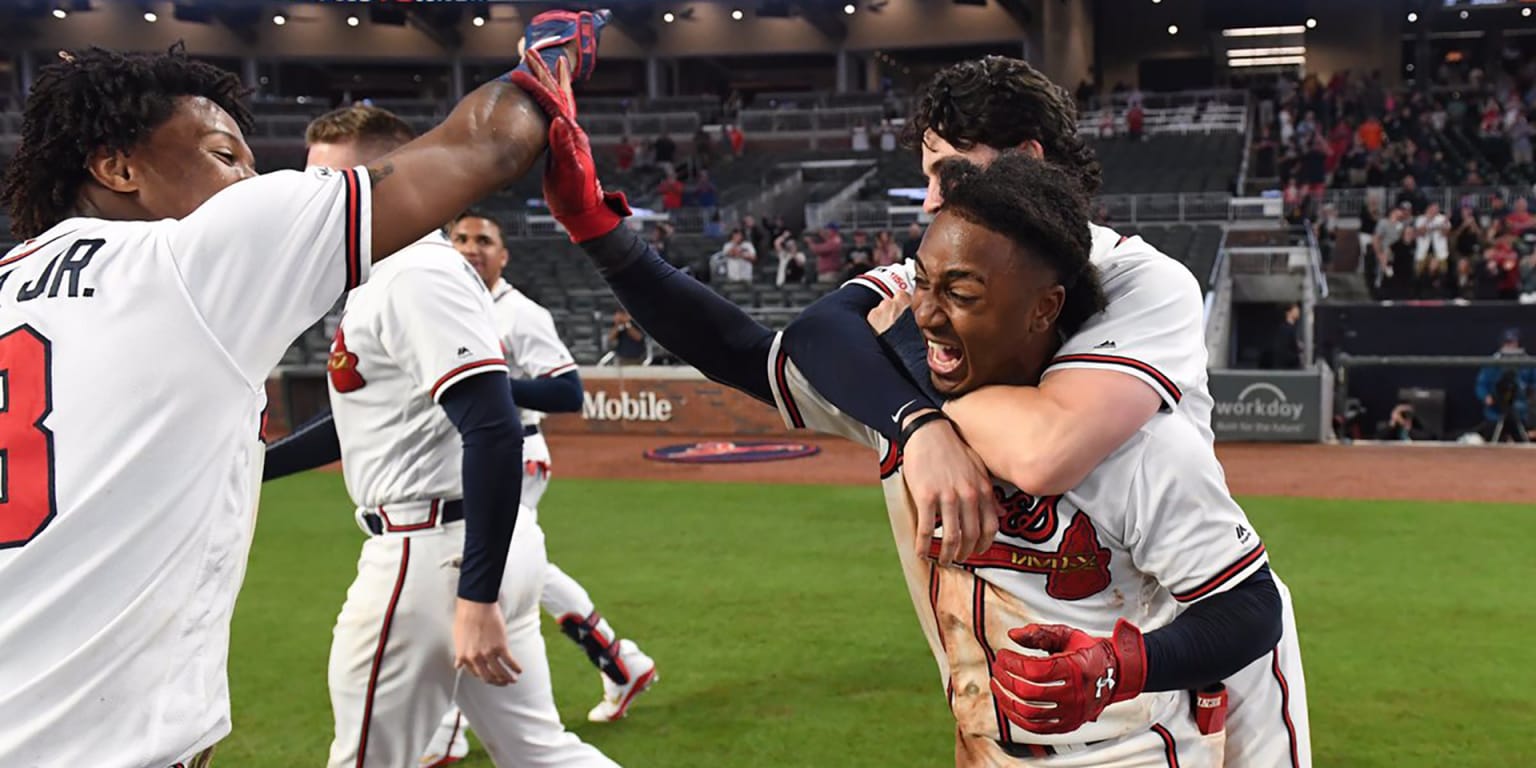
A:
[[449, 216, 509, 291], [911, 209, 1064, 396], [106, 96, 256, 220]]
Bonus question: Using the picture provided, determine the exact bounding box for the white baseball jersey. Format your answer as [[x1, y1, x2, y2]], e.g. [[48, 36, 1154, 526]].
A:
[[766, 334, 1267, 748], [847, 223, 1213, 441], [489, 280, 578, 427], [327, 232, 507, 515], [0, 166, 371, 767]]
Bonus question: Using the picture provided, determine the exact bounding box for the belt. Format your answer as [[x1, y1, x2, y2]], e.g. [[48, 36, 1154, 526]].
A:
[[997, 738, 1106, 758], [361, 499, 464, 536], [523, 424, 540, 437]]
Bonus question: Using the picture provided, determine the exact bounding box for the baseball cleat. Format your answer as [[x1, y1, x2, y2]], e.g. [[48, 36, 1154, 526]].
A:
[[587, 640, 658, 722], [419, 718, 470, 767]]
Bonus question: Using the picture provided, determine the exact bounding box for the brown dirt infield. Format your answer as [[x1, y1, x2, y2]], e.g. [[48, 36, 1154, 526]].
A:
[[547, 434, 1535, 505]]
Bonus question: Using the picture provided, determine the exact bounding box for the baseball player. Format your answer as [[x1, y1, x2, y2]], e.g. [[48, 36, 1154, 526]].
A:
[[778, 57, 1309, 768], [416, 211, 657, 765], [0, 15, 606, 767], [531, 88, 1287, 764], [260, 106, 619, 768]]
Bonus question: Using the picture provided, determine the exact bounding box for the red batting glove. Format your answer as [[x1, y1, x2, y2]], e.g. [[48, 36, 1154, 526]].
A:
[[544, 116, 632, 244], [989, 619, 1148, 735]]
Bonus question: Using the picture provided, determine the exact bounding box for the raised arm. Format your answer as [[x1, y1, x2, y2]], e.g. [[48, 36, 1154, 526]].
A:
[[367, 11, 609, 259]]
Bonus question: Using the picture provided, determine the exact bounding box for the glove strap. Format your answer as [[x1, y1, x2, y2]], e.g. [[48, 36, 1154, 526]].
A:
[[1109, 619, 1149, 703]]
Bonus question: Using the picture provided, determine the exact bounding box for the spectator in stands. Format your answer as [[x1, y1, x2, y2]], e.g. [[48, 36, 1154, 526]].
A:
[[1359, 197, 1382, 290], [1521, 250, 1536, 301], [1125, 102, 1144, 142], [851, 120, 871, 152], [1452, 256, 1478, 300], [739, 214, 769, 257], [1357, 113, 1384, 151], [1396, 174, 1428, 215], [805, 224, 844, 282], [1374, 403, 1431, 441], [872, 229, 901, 267], [649, 221, 676, 265], [1253, 125, 1278, 178], [1452, 203, 1484, 266], [1512, 114, 1535, 167], [1300, 134, 1329, 197], [844, 229, 875, 278], [878, 120, 898, 152], [1261, 303, 1303, 369], [1504, 197, 1534, 235], [1414, 201, 1450, 267], [1315, 203, 1338, 269], [608, 309, 648, 365], [1462, 161, 1485, 186], [726, 123, 745, 157], [653, 132, 676, 174], [713, 228, 756, 283], [1475, 329, 1534, 442], [1485, 194, 1509, 230], [656, 170, 685, 211], [693, 127, 716, 169], [1388, 225, 1419, 299], [774, 230, 808, 286], [1481, 236, 1519, 300], [615, 134, 635, 171], [1417, 253, 1450, 299], [693, 169, 717, 210], [901, 221, 924, 262]]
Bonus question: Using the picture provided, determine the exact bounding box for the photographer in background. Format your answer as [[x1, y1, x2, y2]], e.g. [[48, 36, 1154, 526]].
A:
[[1474, 328, 1534, 442], [607, 308, 649, 366], [1374, 403, 1431, 441]]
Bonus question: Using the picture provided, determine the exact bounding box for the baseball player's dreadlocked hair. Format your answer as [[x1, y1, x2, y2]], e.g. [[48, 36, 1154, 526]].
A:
[[1, 44, 251, 239], [935, 152, 1107, 339], [905, 56, 1103, 197]]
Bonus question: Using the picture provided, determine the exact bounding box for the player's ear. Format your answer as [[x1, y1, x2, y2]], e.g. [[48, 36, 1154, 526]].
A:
[[85, 148, 139, 194], [1032, 284, 1065, 333], [1017, 139, 1045, 161]]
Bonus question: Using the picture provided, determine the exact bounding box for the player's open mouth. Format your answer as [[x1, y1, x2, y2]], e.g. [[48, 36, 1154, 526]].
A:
[[927, 339, 964, 376]]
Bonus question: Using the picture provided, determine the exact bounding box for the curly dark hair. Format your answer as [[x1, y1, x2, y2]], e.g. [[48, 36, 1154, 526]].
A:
[[2, 45, 252, 239], [935, 151, 1106, 338], [905, 56, 1102, 197]]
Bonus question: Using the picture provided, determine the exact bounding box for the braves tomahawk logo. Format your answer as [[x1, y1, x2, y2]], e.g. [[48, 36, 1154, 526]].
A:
[[929, 512, 1112, 600], [328, 325, 366, 393]]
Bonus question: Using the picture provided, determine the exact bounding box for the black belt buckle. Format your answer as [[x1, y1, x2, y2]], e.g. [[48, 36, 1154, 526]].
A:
[[522, 424, 540, 437], [997, 741, 1055, 758], [441, 499, 465, 524], [362, 514, 384, 535]]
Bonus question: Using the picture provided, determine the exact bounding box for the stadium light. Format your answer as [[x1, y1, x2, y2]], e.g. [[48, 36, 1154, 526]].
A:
[[663, 11, 675, 22], [844, 3, 856, 14], [1460, 10, 1469, 19], [1525, 7, 1532, 17], [731, 8, 743, 20], [346, 15, 359, 27], [472, 15, 485, 26], [1221, 26, 1306, 37], [143, 11, 157, 22], [1228, 46, 1307, 58], [1167, 24, 1178, 35], [1228, 55, 1306, 68], [272, 14, 285, 26], [52, 8, 66, 18], [1407, 12, 1418, 23], [1305, 18, 1316, 29], [1152, 0, 1161, 4]]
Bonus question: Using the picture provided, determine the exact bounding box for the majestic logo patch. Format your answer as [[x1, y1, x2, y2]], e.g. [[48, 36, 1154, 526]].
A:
[[328, 325, 366, 393]]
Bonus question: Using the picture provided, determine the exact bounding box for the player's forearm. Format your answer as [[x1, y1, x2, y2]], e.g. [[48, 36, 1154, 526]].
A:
[[367, 81, 548, 259], [440, 372, 524, 604], [782, 286, 939, 443], [509, 371, 583, 413], [1142, 566, 1282, 692], [262, 412, 341, 481], [944, 373, 1157, 496], [579, 226, 775, 403]]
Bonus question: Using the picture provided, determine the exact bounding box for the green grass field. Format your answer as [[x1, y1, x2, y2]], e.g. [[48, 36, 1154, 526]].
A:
[[223, 473, 1536, 767]]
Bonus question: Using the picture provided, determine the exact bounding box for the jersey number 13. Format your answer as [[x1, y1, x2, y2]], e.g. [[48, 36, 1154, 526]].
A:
[[0, 325, 57, 549]]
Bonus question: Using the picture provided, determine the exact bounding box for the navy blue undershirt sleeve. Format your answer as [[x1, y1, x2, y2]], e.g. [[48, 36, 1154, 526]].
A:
[[782, 286, 942, 442], [509, 370, 583, 413], [263, 411, 341, 481], [439, 371, 523, 604], [579, 226, 774, 403], [1143, 565, 1283, 692]]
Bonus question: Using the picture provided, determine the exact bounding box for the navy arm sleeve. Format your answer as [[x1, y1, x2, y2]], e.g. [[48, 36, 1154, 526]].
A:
[[509, 370, 584, 413], [263, 411, 341, 481], [1142, 565, 1283, 692], [579, 226, 774, 403], [781, 285, 942, 442], [439, 372, 524, 603]]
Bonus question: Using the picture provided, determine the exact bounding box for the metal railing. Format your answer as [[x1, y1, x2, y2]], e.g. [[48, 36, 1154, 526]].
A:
[[810, 192, 1241, 230], [1203, 230, 1235, 368]]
